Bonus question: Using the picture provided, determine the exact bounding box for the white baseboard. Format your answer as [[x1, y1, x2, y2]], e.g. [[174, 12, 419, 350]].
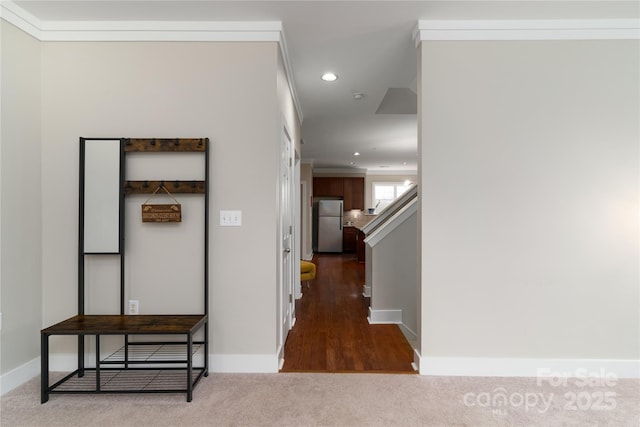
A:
[[1, 351, 279, 396], [417, 356, 640, 379], [209, 354, 279, 373], [303, 251, 314, 261], [367, 307, 402, 324], [47, 352, 281, 373], [398, 323, 417, 346], [412, 349, 422, 373], [5, 353, 637, 395], [362, 285, 371, 298], [0, 357, 40, 396]]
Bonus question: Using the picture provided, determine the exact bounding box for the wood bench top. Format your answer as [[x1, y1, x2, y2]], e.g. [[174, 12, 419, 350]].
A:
[[41, 314, 207, 335]]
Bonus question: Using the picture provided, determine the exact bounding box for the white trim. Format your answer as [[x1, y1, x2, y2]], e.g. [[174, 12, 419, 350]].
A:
[[0, 357, 40, 396], [361, 184, 417, 235], [417, 356, 640, 379], [412, 349, 422, 373], [367, 307, 402, 324], [0, 352, 281, 394], [0, 0, 43, 39], [398, 323, 417, 344], [414, 19, 640, 44], [362, 284, 371, 298], [48, 353, 82, 371], [364, 198, 417, 247], [209, 353, 279, 373], [2, 351, 279, 395], [278, 343, 285, 371], [14, 20, 283, 42], [312, 167, 367, 176], [277, 30, 304, 123], [365, 169, 418, 176], [0, 1, 283, 42]]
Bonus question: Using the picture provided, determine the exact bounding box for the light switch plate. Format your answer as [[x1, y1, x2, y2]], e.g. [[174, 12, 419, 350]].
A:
[[220, 210, 242, 226]]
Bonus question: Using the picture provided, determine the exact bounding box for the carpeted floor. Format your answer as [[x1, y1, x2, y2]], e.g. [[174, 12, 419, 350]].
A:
[[2, 372, 639, 426]]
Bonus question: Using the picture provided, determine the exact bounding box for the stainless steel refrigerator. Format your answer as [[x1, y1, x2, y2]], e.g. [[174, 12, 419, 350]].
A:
[[317, 199, 343, 252]]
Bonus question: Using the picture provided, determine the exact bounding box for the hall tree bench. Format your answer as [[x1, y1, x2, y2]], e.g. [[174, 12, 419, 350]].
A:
[[41, 315, 208, 403], [41, 138, 210, 403]]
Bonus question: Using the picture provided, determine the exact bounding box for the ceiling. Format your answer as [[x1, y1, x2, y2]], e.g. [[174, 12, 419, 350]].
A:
[[11, 1, 639, 173]]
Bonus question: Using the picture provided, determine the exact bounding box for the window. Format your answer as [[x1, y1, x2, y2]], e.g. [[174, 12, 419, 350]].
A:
[[372, 182, 411, 213]]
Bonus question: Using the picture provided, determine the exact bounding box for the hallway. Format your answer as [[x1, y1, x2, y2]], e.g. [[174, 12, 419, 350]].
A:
[[281, 254, 415, 373]]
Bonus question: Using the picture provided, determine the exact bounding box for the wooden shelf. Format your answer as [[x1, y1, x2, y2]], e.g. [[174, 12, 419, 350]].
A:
[[124, 138, 207, 152], [124, 180, 206, 195]]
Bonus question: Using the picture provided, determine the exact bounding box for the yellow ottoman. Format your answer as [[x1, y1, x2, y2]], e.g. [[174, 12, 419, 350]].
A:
[[300, 260, 316, 287]]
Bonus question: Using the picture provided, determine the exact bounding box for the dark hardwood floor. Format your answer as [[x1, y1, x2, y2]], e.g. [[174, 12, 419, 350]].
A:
[[281, 253, 416, 373]]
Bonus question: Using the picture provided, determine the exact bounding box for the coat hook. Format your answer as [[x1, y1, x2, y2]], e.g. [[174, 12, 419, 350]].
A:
[[150, 138, 156, 146], [198, 139, 203, 146], [143, 181, 149, 188], [174, 138, 179, 146], [174, 180, 180, 188]]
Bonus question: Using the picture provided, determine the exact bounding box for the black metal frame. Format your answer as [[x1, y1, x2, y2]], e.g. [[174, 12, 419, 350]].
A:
[[41, 138, 209, 403], [41, 324, 207, 401]]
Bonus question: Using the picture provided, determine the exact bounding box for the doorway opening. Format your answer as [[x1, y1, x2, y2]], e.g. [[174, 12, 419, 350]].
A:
[[281, 253, 415, 373]]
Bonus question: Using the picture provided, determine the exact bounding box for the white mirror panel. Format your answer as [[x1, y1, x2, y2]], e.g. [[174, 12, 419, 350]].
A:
[[84, 139, 121, 253]]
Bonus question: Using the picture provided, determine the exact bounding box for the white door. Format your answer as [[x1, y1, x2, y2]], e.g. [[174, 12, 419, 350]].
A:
[[278, 125, 294, 364]]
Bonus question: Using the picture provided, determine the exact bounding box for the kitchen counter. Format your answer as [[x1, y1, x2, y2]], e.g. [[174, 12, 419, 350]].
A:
[[343, 216, 375, 230]]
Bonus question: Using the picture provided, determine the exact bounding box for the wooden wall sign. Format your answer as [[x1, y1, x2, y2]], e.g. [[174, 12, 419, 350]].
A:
[[141, 204, 181, 222], [141, 185, 182, 222]]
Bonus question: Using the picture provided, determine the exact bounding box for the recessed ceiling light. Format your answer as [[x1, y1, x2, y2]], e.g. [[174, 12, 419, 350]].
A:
[[321, 72, 338, 82], [353, 152, 360, 156], [349, 161, 356, 165]]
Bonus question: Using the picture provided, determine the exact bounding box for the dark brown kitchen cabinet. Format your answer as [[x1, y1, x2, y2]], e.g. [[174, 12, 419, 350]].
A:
[[343, 226, 357, 253], [343, 177, 364, 211], [313, 177, 344, 197], [314, 177, 364, 211], [356, 229, 366, 263]]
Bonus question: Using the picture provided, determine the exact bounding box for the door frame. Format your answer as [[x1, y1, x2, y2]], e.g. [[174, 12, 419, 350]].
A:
[[277, 121, 296, 368]]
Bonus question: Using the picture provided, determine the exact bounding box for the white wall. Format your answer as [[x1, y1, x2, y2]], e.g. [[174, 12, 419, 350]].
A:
[[0, 22, 42, 381], [418, 40, 639, 369], [368, 209, 418, 344], [40, 41, 284, 365]]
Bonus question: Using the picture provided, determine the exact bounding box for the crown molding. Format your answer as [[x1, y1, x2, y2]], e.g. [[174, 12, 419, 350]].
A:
[[414, 19, 640, 44], [0, 0, 44, 38], [0, 1, 283, 42], [366, 169, 418, 176], [0, 0, 303, 122]]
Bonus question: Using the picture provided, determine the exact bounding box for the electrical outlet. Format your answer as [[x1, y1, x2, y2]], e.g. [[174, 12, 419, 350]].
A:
[[128, 300, 139, 315]]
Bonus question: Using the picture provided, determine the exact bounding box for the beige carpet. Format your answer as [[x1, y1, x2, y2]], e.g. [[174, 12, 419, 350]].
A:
[[2, 373, 639, 426]]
